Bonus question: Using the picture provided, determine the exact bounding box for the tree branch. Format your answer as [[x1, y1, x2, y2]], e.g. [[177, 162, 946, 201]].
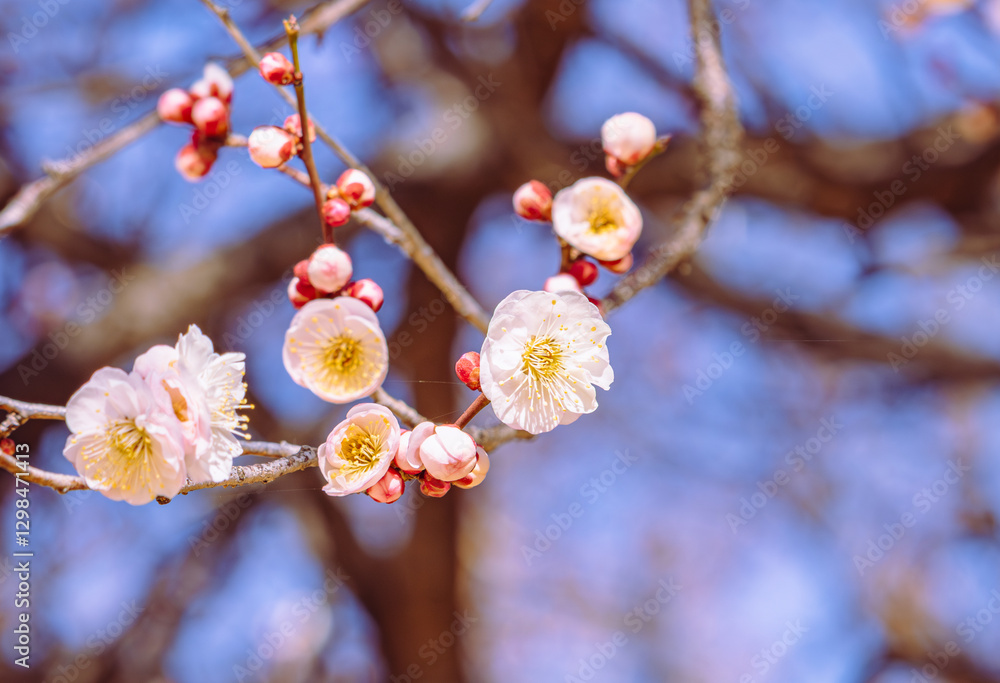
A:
[[602, 0, 743, 314]]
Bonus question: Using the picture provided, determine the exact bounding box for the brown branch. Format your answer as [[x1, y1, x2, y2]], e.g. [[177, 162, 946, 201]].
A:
[[602, 0, 743, 314]]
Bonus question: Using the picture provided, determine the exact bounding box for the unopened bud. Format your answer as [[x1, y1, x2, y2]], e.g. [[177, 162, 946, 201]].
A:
[[513, 180, 553, 221], [419, 425, 478, 482], [288, 277, 312, 308], [307, 244, 353, 293], [395, 423, 433, 475], [568, 259, 599, 286], [0, 439, 14, 456], [174, 142, 217, 181], [367, 468, 405, 504], [599, 253, 633, 274], [259, 52, 295, 85], [294, 277, 319, 300], [601, 112, 657, 166], [157, 88, 193, 124], [248, 126, 297, 168], [293, 259, 310, 281], [455, 352, 480, 391], [544, 273, 582, 293], [419, 474, 451, 498], [322, 197, 352, 228], [336, 169, 376, 209], [283, 114, 315, 143], [191, 96, 229, 138], [344, 279, 383, 312], [454, 446, 490, 489], [605, 155, 627, 178], [190, 62, 234, 104]]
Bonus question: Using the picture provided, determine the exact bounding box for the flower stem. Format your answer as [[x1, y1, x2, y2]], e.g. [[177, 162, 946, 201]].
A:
[[284, 16, 330, 243], [617, 135, 672, 190], [455, 393, 490, 430]]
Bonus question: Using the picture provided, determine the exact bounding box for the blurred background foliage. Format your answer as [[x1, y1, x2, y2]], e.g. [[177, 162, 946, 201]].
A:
[[2, 0, 1000, 681]]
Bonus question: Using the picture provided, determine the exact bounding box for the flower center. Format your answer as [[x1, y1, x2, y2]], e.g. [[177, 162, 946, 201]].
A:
[[323, 334, 363, 375], [339, 427, 383, 478], [105, 419, 153, 464], [522, 335, 565, 382], [586, 193, 621, 234]]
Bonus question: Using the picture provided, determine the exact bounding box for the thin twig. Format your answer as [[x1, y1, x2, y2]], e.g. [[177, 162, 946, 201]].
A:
[[602, 0, 742, 314], [285, 15, 330, 242], [455, 394, 490, 429], [461, 0, 495, 21]]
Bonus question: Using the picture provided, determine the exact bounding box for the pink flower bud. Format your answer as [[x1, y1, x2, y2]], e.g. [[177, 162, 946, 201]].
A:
[[322, 198, 352, 228], [544, 273, 582, 293], [294, 277, 319, 300], [307, 244, 353, 293], [174, 142, 217, 181], [284, 114, 316, 143], [344, 279, 383, 312], [366, 468, 405, 504], [191, 97, 229, 138], [599, 253, 634, 274], [455, 352, 480, 391], [190, 62, 234, 103], [395, 422, 433, 475], [157, 88, 194, 124], [1, 438, 14, 456], [293, 259, 310, 281], [420, 474, 451, 498], [336, 169, 376, 209], [454, 446, 490, 489], [601, 112, 657, 166], [513, 180, 553, 221], [259, 52, 295, 85], [568, 259, 599, 286], [418, 425, 478, 482], [248, 126, 297, 168], [288, 277, 312, 308]]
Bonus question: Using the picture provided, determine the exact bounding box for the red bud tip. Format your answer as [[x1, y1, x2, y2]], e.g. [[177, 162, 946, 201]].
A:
[[513, 180, 553, 221], [322, 198, 352, 227], [191, 96, 229, 139], [157, 88, 194, 125], [259, 52, 295, 86], [568, 259, 599, 286], [344, 279, 384, 312], [599, 253, 633, 274], [455, 351, 481, 391]]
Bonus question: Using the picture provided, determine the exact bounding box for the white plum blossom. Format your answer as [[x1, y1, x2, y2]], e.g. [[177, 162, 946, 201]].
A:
[[63, 368, 187, 505], [319, 403, 400, 496], [551, 177, 642, 261], [601, 112, 657, 165], [479, 290, 613, 435], [283, 297, 389, 403], [454, 446, 490, 489], [307, 245, 353, 293], [134, 325, 248, 484]]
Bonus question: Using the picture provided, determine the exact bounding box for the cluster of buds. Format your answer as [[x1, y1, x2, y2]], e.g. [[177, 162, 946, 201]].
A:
[[157, 63, 235, 181], [288, 243, 384, 312], [321, 169, 377, 228], [509, 112, 669, 313], [377, 422, 489, 502], [601, 112, 669, 177]]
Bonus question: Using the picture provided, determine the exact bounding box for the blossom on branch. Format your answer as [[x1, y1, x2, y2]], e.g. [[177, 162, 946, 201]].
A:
[[319, 403, 400, 496], [551, 177, 642, 261], [601, 112, 657, 166], [63, 368, 188, 505], [479, 290, 613, 434], [283, 297, 389, 403]]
